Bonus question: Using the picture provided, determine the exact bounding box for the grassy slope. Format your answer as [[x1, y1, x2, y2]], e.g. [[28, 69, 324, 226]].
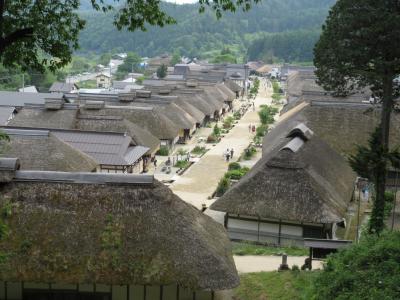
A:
[[234, 271, 318, 300], [232, 242, 308, 256]]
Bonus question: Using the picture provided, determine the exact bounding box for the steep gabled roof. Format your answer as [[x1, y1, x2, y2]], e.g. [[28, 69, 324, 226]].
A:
[[211, 124, 356, 224], [1, 128, 97, 172], [0, 164, 239, 290]]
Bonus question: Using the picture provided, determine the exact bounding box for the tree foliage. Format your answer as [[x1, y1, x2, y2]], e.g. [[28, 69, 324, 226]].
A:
[[314, 0, 400, 234], [78, 1, 335, 59], [156, 64, 167, 79], [311, 231, 400, 300], [0, 0, 269, 72]]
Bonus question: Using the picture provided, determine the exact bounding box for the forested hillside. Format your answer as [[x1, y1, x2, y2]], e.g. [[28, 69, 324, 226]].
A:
[[78, 0, 335, 62]]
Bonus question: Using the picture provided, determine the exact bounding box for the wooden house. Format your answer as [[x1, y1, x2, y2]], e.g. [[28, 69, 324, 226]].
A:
[[211, 124, 356, 246]]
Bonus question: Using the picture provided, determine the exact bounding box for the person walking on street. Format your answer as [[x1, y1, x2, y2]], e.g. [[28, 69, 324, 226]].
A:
[[252, 125, 256, 134], [225, 149, 230, 162], [230, 148, 234, 159]]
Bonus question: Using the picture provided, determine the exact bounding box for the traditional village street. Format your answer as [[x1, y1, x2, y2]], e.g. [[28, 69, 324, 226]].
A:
[[169, 80, 271, 210]]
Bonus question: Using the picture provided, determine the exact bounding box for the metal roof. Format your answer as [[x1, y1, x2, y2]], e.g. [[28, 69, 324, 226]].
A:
[[14, 170, 153, 184], [52, 130, 147, 166], [0, 91, 64, 107], [304, 238, 352, 249]]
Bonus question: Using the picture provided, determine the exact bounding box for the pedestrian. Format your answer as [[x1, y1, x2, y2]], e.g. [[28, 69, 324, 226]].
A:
[[252, 125, 256, 133], [248, 124, 252, 132], [230, 148, 234, 159], [225, 152, 230, 162], [153, 158, 157, 168]]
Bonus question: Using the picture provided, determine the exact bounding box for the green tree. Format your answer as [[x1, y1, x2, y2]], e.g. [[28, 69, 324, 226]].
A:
[[156, 64, 167, 79], [311, 231, 400, 300], [314, 0, 400, 234], [170, 50, 181, 66], [0, 0, 261, 72]]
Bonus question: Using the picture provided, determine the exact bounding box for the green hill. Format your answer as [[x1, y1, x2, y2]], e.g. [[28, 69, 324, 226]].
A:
[[77, 0, 335, 62]]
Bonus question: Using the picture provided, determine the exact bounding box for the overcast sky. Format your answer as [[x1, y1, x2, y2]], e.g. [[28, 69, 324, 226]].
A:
[[163, 0, 198, 4]]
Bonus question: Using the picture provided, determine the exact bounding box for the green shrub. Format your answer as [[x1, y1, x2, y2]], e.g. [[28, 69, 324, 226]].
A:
[[243, 146, 257, 160], [176, 148, 188, 156], [156, 146, 169, 156], [216, 177, 230, 196], [174, 160, 190, 169], [213, 124, 221, 136], [291, 264, 300, 272], [233, 111, 241, 120], [258, 105, 278, 125], [191, 146, 207, 155], [256, 125, 268, 137], [311, 231, 400, 300], [228, 162, 241, 171]]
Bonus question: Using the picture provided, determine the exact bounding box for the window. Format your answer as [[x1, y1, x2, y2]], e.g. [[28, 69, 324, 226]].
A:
[[23, 290, 111, 300]]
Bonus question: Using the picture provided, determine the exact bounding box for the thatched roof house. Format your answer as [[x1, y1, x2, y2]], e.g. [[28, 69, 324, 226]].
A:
[[77, 115, 160, 155], [273, 101, 400, 157], [0, 128, 97, 172], [0, 159, 239, 299], [211, 123, 356, 246], [8, 104, 162, 154]]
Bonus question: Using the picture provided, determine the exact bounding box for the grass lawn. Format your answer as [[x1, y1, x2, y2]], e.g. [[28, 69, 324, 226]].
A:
[[234, 271, 318, 300], [78, 79, 97, 88], [232, 242, 309, 256]]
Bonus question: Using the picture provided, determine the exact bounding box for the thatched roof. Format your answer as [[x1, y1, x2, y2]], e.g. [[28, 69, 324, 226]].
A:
[[0, 128, 97, 172], [154, 103, 197, 130], [77, 116, 160, 155], [273, 101, 400, 157], [82, 106, 180, 141], [0, 167, 239, 290], [173, 98, 206, 124], [211, 125, 356, 224], [216, 83, 236, 101], [175, 93, 215, 117], [8, 105, 78, 129]]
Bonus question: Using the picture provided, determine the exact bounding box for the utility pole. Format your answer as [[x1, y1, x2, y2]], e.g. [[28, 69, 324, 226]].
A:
[[22, 73, 25, 92], [391, 169, 399, 231]]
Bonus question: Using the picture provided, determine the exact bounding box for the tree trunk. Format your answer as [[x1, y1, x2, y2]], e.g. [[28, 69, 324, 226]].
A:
[[369, 75, 394, 234]]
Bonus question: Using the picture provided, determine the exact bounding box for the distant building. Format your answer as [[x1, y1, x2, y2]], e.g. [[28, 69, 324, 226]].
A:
[[18, 86, 38, 93], [49, 82, 79, 94], [96, 73, 111, 88]]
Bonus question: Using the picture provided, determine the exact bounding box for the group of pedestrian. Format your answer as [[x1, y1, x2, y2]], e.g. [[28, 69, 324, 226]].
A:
[[224, 148, 234, 162], [248, 124, 256, 133]]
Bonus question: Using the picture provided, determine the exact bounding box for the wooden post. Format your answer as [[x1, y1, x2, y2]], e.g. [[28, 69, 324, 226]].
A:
[[143, 285, 147, 300], [176, 285, 179, 300], [309, 247, 313, 270], [4, 281, 7, 300], [160, 285, 163, 300], [127, 285, 130, 300]]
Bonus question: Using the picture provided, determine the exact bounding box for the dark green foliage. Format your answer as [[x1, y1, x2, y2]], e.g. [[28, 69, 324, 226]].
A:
[[156, 145, 169, 156], [212, 53, 237, 64], [311, 231, 400, 300], [349, 127, 400, 233], [78, 1, 335, 59], [116, 52, 142, 79], [191, 146, 207, 155], [213, 124, 221, 137], [223, 116, 235, 129], [170, 50, 181, 66], [314, 0, 400, 233], [216, 177, 230, 197], [225, 167, 249, 180], [243, 146, 257, 160], [156, 64, 167, 79], [258, 105, 278, 125], [174, 160, 190, 169], [247, 29, 321, 62], [228, 162, 241, 171], [256, 125, 268, 137]]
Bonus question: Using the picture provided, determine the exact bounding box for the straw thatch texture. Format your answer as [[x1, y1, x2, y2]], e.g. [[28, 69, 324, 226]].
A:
[[0, 177, 239, 290], [271, 102, 400, 157], [9, 108, 78, 129], [211, 134, 356, 224], [77, 107, 179, 141], [174, 98, 205, 124], [177, 94, 215, 117], [154, 103, 197, 130], [77, 116, 160, 155], [1, 133, 97, 172]]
